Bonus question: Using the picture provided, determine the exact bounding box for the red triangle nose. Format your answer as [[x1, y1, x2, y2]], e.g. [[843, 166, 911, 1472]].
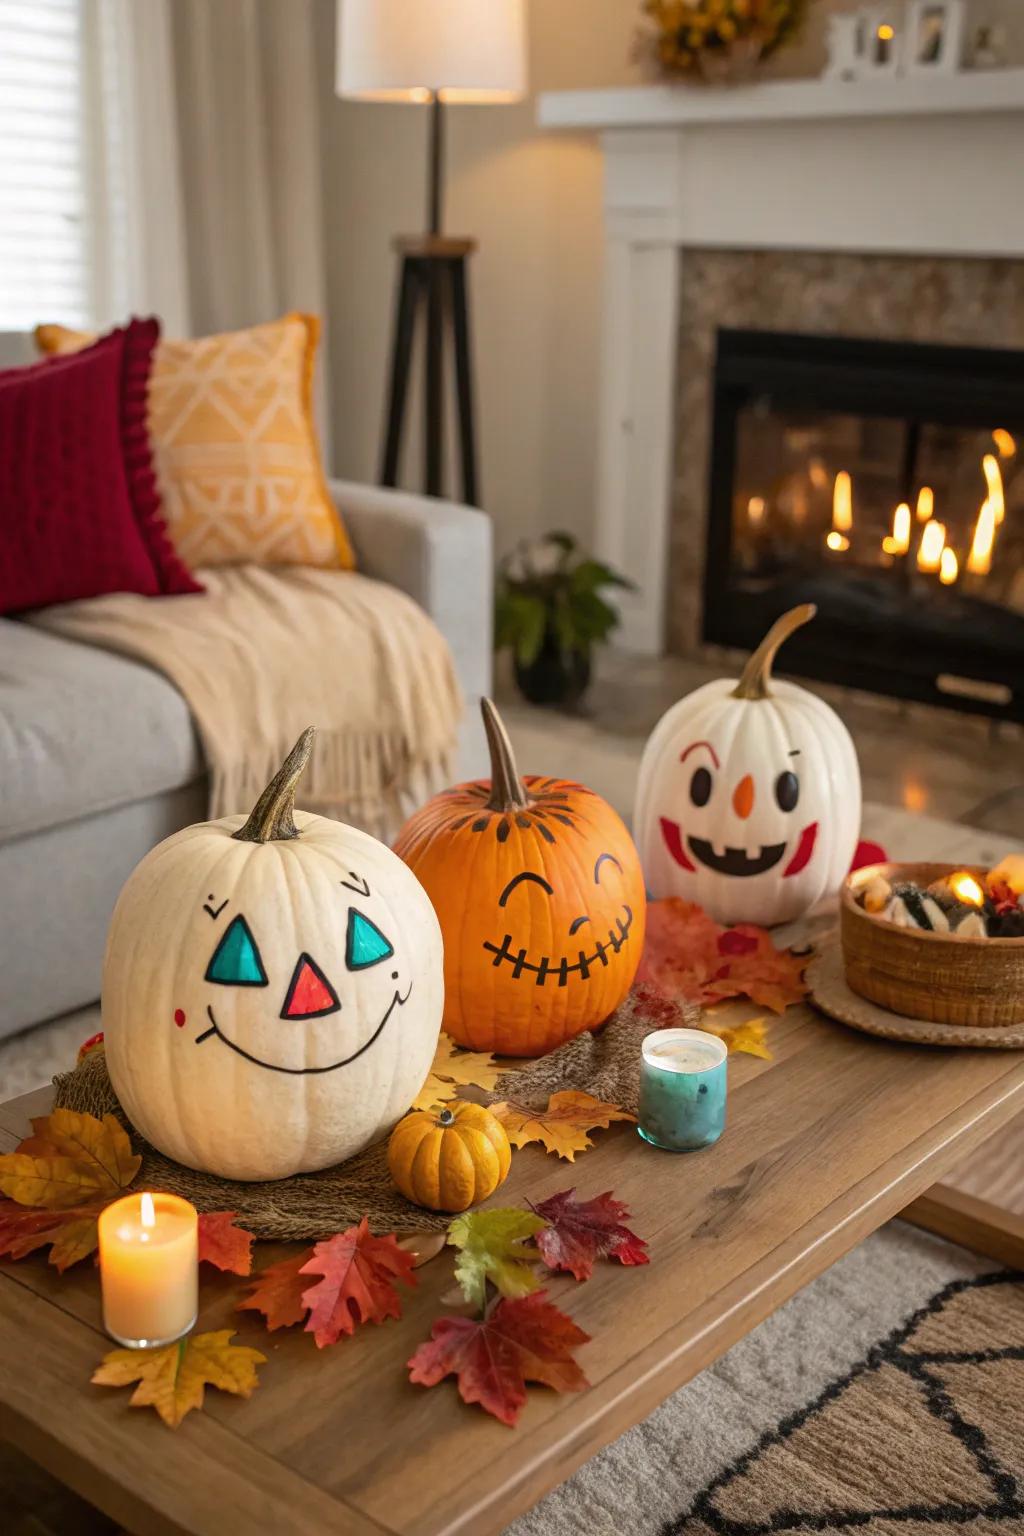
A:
[[280, 953, 341, 1020]]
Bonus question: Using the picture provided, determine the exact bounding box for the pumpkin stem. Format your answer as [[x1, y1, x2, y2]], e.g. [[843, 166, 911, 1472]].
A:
[[437, 1107, 456, 1127], [481, 698, 530, 812], [231, 728, 315, 844], [732, 605, 816, 701]]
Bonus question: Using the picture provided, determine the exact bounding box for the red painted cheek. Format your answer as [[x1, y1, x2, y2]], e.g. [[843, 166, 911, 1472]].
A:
[[174, 1008, 187, 1028], [783, 822, 819, 877], [660, 817, 695, 872]]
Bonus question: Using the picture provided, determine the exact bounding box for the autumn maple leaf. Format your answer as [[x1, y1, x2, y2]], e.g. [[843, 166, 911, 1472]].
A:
[[531, 1189, 649, 1282], [412, 1036, 504, 1110], [490, 1091, 636, 1162], [638, 899, 807, 1013], [0, 1197, 105, 1272], [447, 1208, 548, 1311], [0, 1109, 140, 1209], [197, 1212, 255, 1276], [238, 1254, 311, 1331], [700, 1015, 772, 1060], [92, 1330, 265, 1428], [299, 1219, 417, 1347], [408, 1291, 590, 1427]]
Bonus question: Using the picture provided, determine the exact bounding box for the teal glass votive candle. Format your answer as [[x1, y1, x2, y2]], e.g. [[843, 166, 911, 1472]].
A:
[[638, 1028, 727, 1152]]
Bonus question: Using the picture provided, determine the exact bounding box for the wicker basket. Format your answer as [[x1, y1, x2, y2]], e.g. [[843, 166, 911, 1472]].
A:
[[841, 862, 1024, 1028]]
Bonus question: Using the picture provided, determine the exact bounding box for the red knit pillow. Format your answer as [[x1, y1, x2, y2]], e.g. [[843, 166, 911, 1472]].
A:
[[0, 318, 202, 615]]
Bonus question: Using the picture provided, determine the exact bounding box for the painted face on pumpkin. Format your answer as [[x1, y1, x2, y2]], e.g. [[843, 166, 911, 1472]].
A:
[[484, 851, 635, 986], [183, 871, 411, 1075], [659, 738, 818, 883]]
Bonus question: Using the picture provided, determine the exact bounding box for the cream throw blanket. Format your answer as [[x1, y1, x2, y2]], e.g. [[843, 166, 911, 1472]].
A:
[[32, 565, 463, 840]]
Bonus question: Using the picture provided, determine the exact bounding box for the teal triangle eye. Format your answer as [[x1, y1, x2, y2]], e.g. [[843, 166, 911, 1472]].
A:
[[346, 908, 394, 970], [205, 915, 268, 987]]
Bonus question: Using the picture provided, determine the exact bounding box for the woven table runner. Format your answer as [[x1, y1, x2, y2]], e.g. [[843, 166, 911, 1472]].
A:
[[52, 986, 697, 1239]]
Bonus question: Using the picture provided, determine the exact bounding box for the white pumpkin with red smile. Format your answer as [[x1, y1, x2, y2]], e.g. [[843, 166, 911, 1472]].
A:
[[634, 606, 861, 926]]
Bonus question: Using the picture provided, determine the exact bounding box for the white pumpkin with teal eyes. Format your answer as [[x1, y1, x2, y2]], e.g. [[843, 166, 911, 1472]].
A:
[[102, 730, 444, 1181], [634, 607, 861, 927]]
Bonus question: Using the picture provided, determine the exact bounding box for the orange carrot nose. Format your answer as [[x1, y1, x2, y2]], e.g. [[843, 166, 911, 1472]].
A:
[[732, 774, 755, 819]]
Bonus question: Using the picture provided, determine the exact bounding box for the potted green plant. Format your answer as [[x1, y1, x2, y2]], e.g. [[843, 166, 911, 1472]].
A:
[[494, 533, 634, 708]]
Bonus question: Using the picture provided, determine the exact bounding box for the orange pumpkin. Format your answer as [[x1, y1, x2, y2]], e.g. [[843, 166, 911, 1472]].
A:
[[387, 1101, 511, 1212], [393, 699, 646, 1056]]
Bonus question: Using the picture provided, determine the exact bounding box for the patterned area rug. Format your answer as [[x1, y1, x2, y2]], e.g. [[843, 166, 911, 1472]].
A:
[[673, 1271, 1024, 1535]]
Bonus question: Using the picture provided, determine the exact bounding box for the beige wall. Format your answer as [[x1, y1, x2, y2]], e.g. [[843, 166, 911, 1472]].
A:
[[315, 0, 1024, 558]]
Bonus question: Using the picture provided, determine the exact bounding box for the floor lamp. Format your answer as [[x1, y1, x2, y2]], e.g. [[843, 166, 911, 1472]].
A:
[[336, 0, 527, 507]]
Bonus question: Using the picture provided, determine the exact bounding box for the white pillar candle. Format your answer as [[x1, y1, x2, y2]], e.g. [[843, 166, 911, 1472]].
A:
[[98, 1192, 198, 1348]]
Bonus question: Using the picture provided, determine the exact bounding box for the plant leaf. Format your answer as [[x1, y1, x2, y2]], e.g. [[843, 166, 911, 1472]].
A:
[[532, 1189, 649, 1281], [569, 558, 634, 594], [408, 1291, 590, 1427], [237, 1253, 311, 1331], [198, 1212, 255, 1275], [298, 1218, 417, 1348], [0, 1197, 104, 1271], [490, 1091, 636, 1162], [92, 1330, 265, 1429], [447, 1208, 548, 1311], [0, 1153, 116, 1210], [701, 1015, 772, 1060], [18, 1109, 140, 1193], [411, 1036, 504, 1112], [637, 898, 807, 1014]]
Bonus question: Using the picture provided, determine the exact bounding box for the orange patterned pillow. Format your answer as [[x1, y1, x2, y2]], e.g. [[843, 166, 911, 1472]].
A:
[[36, 315, 354, 571]]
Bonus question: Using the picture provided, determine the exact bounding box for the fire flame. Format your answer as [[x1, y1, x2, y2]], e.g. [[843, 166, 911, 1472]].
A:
[[826, 531, 849, 552], [916, 486, 934, 522], [832, 471, 852, 533], [982, 454, 1005, 525], [949, 872, 984, 907], [993, 428, 1016, 459], [140, 1191, 156, 1232], [917, 520, 946, 573], [886, 502, 911, 556], [747, 495, 765, 525], [967, 498, 997, 576], [939, 547, 958, 586]]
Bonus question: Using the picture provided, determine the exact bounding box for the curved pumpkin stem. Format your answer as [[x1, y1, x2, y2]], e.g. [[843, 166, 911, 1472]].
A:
[[481, 698, 530, 812], [232, 727, 315, 843], [732, 605, 816, 701]]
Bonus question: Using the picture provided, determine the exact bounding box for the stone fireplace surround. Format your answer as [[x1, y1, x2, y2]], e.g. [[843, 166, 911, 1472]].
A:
[[538, 73, 1024, 656]]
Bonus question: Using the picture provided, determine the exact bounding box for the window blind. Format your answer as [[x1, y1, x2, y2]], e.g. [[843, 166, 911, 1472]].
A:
[[0, 0, 91, 329]]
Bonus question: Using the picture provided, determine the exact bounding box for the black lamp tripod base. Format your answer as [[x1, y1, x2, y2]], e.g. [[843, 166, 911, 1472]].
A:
[[380, 233, 479, 506]]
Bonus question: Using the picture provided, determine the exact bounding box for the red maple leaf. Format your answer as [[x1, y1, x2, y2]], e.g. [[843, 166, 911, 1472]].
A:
[[237, 1254, 311, 1331], [0, 1197, 104, 1272], [299, 1218, 417, 1349], [531, 1189, 649, 1281], [408, 1291, 590, 1426], [637, 898, 807, 1013], [198, 1211, 255, 1276]]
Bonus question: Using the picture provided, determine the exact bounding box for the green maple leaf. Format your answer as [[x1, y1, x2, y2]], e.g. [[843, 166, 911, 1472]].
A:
[[447, 1208, 548, 1312]]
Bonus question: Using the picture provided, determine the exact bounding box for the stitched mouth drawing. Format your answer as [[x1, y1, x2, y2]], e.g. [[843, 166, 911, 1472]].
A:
[[483, 904, 634, 986], [194, 983, 413, 1075]]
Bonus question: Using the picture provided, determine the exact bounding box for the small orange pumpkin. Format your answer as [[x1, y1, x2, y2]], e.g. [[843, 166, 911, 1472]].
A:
[[387, 1101, 511, 1212], [393, 699, 646, 1056]]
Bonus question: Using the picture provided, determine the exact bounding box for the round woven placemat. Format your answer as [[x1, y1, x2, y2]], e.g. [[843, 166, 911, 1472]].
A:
[[807, 935, 1024, 1049]]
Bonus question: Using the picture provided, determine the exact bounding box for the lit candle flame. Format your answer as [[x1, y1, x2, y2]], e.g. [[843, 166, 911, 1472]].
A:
[[916, 486, 934, 522], [992, 428, 1016, 459], [950, 872, 984, 907], [141, 1192, 156, 1229], [889, 502, 911, 555], [832, 471, 852, 533], [982, 453, 1005, 525], [939, 547, 958, 586], [967, 498, 997, 576], [826, 531, 849, 552], [877, 23, 894, 40], [917, 519, 946, 573], [747, 495, 765, 525]]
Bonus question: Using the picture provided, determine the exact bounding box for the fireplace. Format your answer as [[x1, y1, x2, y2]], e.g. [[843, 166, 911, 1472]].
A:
[[703, 329, 1024, 721]]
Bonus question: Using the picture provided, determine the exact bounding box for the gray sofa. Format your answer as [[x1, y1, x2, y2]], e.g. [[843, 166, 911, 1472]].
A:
[[0, 453, 492, 1039]]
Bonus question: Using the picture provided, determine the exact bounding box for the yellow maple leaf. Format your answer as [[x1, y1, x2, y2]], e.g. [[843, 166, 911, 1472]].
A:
[[490, 1090, 636, 1162], [411, 1037, 504, 1111], [701, 1017, 772, 1060], [1, 1110, 141, 1208], [92, 1330, 266, 1429]]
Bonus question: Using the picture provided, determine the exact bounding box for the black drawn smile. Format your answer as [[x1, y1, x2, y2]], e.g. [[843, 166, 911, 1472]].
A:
[[194, 984, 412, 1074], [483, 904, 634, 987]]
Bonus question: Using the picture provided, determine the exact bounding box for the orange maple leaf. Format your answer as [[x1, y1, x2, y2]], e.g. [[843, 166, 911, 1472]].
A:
[[92, 1330, 265, 1429], [0, 1197, 105, 1272], [490, 1091, 636, 1162], [237, 1254, 310, 1331], [197, 1212, 254, 1276], [299, 1219, 417, 1348], [637, 899, 808, 1013]]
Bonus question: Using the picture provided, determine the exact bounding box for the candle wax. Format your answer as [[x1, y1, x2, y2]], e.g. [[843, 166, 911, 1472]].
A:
[[638, 1029, 727, 1153]]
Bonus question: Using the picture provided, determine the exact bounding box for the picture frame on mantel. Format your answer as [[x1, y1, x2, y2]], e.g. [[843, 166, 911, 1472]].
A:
[[857, 4, 903, 77], [906, 0, 967, 74]]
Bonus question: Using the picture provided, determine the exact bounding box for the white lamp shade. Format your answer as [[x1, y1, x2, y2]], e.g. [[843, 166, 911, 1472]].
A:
[[336, 0, 527, 104]]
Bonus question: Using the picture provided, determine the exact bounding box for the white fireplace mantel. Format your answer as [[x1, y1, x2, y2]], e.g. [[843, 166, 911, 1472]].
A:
[[537, 73, 1024, 653]]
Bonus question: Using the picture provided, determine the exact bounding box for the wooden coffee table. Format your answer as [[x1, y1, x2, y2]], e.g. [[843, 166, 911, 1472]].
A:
[[2, 996, 1024, 1536]]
